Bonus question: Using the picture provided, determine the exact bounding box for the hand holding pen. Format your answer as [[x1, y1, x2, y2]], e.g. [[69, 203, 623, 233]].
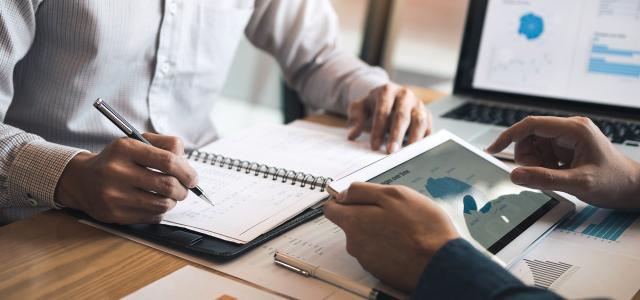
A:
[[94, 98, 212, 206], [54, 99, 211, 225]]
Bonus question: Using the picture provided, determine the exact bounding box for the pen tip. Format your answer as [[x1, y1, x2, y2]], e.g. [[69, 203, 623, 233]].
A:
[[200, 193, 214, 206]]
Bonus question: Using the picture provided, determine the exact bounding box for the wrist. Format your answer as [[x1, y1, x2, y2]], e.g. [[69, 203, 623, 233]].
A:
[[54, 152, 95, 209], [417, 231, 460, 263]]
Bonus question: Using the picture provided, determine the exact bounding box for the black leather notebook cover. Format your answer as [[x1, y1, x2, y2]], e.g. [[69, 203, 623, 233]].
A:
[[69, 205, 324, 261]]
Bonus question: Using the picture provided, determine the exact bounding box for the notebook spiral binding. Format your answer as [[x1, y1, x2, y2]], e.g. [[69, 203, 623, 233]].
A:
[[187, 150, 333, 192]]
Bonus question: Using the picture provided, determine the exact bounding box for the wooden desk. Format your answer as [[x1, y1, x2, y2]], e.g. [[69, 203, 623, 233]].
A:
[[0, 88, 444, 299], [1, 120, 357, 300], [0, 89, 636, 299], [2, 122, 360, 300]]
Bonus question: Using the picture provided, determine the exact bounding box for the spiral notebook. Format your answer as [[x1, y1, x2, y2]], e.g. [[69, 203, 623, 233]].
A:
[[160, 122, 386, 245]]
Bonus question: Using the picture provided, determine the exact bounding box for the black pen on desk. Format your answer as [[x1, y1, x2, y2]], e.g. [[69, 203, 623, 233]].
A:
[[93, 98, 214, 207]]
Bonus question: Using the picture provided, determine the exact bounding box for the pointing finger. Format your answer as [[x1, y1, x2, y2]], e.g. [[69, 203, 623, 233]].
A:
[[386, 88, 413, 153], [370, 86, 396, 151]]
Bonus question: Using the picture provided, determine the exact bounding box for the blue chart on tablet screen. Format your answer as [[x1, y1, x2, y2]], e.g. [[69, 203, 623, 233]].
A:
[[424, 175, 549, 246], [367, 140, 553, 248]]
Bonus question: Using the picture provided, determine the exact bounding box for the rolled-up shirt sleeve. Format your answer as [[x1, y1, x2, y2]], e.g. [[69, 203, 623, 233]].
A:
[[412, 239, 564, 300], [245, 0, 390, 115], [0, 0, 85, 216]]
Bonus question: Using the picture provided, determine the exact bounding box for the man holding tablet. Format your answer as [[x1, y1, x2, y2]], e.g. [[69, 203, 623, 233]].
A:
[[325, 116, 640, 299]]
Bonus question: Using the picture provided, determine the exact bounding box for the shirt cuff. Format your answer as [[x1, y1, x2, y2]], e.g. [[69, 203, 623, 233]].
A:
[[7, 140, 86, 209], [412, 238, 525, 299], [344, 66, 389, 111]]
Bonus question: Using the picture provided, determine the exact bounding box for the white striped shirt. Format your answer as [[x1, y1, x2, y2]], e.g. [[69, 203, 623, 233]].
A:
[[0, 0, 389, 223]]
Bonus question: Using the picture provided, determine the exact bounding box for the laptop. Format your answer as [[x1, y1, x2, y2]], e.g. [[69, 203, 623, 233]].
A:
[[429, 0, 640, 161]]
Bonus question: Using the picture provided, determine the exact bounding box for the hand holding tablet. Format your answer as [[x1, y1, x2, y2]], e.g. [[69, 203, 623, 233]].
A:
[[327, 130, 575, 265], [324, 182, 460, 292]]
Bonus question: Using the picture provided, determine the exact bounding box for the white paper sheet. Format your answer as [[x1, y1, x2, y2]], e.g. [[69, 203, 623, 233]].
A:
[[220, 216, 405, 299], [162, 160, 325, 243], [123, 266, 285, 300], [510, 201, 640, 299], [200, 121, 386, 179]]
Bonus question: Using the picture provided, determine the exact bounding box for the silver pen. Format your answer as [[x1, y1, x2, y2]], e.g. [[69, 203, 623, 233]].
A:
[[93, 98, 214, 207], [274, 251, 398, 300]]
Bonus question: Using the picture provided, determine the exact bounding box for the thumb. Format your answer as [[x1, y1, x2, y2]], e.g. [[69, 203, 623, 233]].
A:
[[511, 167, 576, 193], [336, 182, 386, 206]]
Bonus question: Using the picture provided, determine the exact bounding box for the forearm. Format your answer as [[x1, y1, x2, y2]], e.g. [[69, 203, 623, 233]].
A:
[[293, 53, 389, 115], [412, 239, 563, 300], [245, 0, 389, 115]]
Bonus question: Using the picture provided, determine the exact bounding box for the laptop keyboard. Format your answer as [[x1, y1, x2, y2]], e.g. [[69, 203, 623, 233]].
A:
[[442, 102, 640, 145]]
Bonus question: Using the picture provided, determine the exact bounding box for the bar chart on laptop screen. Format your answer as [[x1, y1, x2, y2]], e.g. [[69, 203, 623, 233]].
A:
[[589, 34, 640, 78], [588, 0, 640, 79]]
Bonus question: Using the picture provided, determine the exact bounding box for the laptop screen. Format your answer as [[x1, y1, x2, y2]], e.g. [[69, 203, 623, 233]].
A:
[[467, 0, 640, 109]]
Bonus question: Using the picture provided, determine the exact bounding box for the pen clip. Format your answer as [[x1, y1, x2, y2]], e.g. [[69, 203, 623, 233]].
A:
[[94, 98, 134, 135], [274, 253, 311, 277]]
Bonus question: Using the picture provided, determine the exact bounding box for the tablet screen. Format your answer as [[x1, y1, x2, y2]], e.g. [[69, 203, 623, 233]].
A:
[[368, 140, 558, 253]]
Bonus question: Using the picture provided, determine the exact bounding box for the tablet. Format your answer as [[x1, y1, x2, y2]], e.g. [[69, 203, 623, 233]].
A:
[[328, 130, 575, 266]]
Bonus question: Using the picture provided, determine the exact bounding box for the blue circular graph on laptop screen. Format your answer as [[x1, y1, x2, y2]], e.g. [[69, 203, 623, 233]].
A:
[[519, 12, 544, 40]]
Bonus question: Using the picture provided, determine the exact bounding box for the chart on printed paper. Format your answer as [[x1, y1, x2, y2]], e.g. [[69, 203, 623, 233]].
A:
[[510, 236, 640, 299], [550, 203, 640, 258]]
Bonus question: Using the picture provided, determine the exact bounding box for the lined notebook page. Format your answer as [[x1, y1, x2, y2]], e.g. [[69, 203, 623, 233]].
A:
[[162, 122, 386, 244], [199, 121, 386, 179], [162, 161, 324, 243]]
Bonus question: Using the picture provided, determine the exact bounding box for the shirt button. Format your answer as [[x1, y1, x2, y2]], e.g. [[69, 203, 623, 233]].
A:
[[170, 1, 177, 15], [27, 195, 38, 207], [161, 63, 171, 74]]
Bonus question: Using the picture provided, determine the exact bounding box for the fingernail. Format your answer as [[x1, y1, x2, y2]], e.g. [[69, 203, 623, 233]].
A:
[[511, 169, 529, 185], [336, 192, 346, 203], [348, 128, 358, 140], [390, 142, 401, 153]]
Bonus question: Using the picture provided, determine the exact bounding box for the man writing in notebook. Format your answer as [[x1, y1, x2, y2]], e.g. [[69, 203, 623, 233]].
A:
[[0, 1, 431, 224]]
